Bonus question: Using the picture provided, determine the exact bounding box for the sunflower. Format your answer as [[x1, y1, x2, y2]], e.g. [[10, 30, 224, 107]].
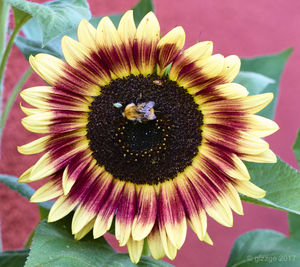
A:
[[18, 10, 279, 263]]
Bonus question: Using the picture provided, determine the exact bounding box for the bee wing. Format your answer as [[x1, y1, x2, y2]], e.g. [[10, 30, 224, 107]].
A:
[[145, 101, 155, 109]]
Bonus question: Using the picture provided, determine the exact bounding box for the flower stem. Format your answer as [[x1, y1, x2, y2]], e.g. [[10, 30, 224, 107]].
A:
[[24, 229, 35, 248], [0, 14, 29, 93], [0, 1, 10, 62], [0, 67, 33, 130], [142, 239, 150, 256], [0, 7, 31, 146]]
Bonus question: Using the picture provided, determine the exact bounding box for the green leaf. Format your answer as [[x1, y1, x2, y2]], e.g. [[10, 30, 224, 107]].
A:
[[287, 129, 300, 241], [0, 174, 52, 210], [293, 129, 300, 169], [132, 0, 154, 25], [14, 13, 78, 60], [11, 6, 31, 28], [239, 48, 292, 119], [240, 158, 300, 215], [6, 0, 91, 45], [288, 213, 300, 241], [103, 253, 172, 267], [39, 206, 50, 221], [227, 230, 300, 267], [234, 71, 275, 95], [25, 217, 172, 267], [14, 29, 65, 60], [90, 0, 154, 28], [0, 249, 29, 267], [15, 0, 153, 61]]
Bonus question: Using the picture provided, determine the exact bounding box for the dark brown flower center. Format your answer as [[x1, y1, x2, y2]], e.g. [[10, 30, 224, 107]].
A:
[[87, 74, 203, 185]]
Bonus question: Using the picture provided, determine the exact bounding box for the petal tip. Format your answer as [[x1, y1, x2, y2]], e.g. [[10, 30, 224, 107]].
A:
[[30, 193, 42, 203], [17, 145, 23, 154], [17, 177, 31, 183], [18, 167, 33, 183]]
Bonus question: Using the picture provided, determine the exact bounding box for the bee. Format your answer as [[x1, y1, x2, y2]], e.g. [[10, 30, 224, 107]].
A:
[[123, 101, 156, 122], [153, 80, 163, 86]]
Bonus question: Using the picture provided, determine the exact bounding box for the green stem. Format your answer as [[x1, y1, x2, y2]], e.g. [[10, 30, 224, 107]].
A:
[[0, 16, 28, 90], [0, 1, 10, 62], [142, 239, 150, 256], [0, 67, 32, 130], [24, 229, 35, 248], [0, 11, 31, 121]]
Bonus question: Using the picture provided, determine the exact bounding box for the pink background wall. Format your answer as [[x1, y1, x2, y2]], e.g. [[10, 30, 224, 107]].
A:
[[1, 0, 299, 266]]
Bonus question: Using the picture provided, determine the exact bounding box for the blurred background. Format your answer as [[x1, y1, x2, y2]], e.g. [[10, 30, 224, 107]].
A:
[[1, 0, 300, 266]]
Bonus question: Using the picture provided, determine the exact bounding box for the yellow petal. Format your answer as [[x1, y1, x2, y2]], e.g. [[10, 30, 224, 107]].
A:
[[115, 182, 136, 246], [178, 54, 225, 89], [240, 149, 277, 163], [118, 10, 136, 44], [195, 54, 225, 79], [127, 236, 144, 264], [205, 196, 233, 227], [30, 179, 63, 202], [183, 41, 213, 61], [131, 184, 156, 241], [48, 195, 78, 222], [156, 26, 185, 75], [61, 36, 110, 86], [203, 113, 279, 138], [20, 104, 41, 116], [147, 224, 166, 260], [28, 140, 88, 182], [175, 175, 207, 240], [61, 35, 92, 69], [158, 225, 177, 260], [18, 166, 33, 183], [17, 135, 51, 155], [187, 210, 207, 241], [160, 181, 187, 249], [29, 54, 100, 96], [202, 124, 270, 155], [195, 83, 249, 105], [93, 181, 125, 238], [72, 205, 96, 234], [224, 183, 244, 215], [221, 55, 241, 83], [21, 112, 53, 133], [74, 218, 95, 240], [96, 16, 130, 78], [77, 19, 97, 50], [201, 93, 274, 115], [169, 41, 213, 81], [62, 153, 92, 195], [199, 143, 250, 180], [235, 180, 266, 199], [243, 115, 279, 137], [118, 10, 139, 75], [135, 12, 160, 75], [29, 54, 65, 86], [203, 232, 213, 245], [188, 166, 233, 227], [21, 86, 52, 107]]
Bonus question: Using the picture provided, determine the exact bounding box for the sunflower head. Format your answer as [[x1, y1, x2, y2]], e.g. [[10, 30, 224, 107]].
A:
[[18, 10, 279, 263]]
